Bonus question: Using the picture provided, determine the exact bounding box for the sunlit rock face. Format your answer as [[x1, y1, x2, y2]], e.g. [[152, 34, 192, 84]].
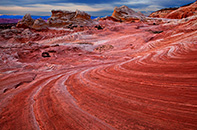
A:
[[16, 14, 35, 28], [149, 1, 197, 19], [112, 5, 145, 22], [47, 10, 92, 27], [165, 1, 197, 19], [149, 8, 178, 18]]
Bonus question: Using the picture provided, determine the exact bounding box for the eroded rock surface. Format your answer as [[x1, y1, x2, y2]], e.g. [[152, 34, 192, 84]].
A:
[[32, 18, 48, 30], [47, 10, 93, 27], [0, 6, 197, 130], [16, 14, 35, 28], [112, 5, 145, 22], [149, 8, 178, 18], [149, 1, 197, 19], [166, 1, 197, 19]]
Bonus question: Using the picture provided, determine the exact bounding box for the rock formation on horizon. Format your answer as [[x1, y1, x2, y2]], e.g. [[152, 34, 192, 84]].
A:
[[149, 1, 197, 19], [32, 18, 48, 30], [148, 8, 178, 18], [47, 9, 92, 27], [16, 14, 35, 28], [166, 1, 197, 19], [111, 5, 145, 22]]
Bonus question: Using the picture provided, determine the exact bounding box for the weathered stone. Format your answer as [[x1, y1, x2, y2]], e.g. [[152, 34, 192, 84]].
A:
[[16, 14, 35, 28], [32, 18, 48, 30], [111, 5, 145, 22], [47, 10, 92, 27]]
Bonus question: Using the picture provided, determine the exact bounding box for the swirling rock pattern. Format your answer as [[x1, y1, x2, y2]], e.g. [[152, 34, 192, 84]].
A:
[[149, 1, 197, 19], [0, 16, 197, 130]]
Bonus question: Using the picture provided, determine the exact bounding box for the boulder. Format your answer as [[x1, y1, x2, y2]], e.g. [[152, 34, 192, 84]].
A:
[[16, 14, 35, 28], [111, 5, 145, 22]]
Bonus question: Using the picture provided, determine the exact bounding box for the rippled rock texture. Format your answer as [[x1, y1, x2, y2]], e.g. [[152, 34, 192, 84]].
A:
[[0, 12, 197, 130], [149, 1, 197, 19], [166, 1, 197, 19]]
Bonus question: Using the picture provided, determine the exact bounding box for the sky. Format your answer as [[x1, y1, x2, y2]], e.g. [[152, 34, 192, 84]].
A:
[[0, 0, 196, 16]]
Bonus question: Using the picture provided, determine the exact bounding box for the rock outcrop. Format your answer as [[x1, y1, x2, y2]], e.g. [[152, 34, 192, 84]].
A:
[[47, 10, 92, 27], [32, 18, 48, 30], [165, 1, 197, 19], [111, 5, 145, 22], [149, 1, 197, 19], [149, 8, 178, 18], [16, 14, 35, 28]]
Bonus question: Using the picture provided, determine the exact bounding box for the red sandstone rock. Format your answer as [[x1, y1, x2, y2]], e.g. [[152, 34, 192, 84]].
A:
[[149, 8, 178, 18], [149, 1, 197, 19], [47, 10, 92, 27], [165, 1, 197, 19], [32, 18, 48, 30], [16, 14, 35, 28], [111, 5, 145, 22], [0, 7, 197, 130]]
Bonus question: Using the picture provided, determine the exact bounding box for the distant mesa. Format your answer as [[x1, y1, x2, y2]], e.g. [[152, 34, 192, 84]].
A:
[[149, 1, 197, 19]]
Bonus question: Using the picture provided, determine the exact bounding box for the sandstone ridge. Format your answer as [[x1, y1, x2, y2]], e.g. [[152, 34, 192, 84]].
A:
[[149, 1, 197, 19], [47, 9, 92, 27]]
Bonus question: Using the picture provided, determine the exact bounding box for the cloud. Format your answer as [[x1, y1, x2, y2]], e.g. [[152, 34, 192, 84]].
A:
[[0, 0, 196, 16], [149, 0, 196, 7], [0, 0, 123, 6], [0, 3, 110, 15]]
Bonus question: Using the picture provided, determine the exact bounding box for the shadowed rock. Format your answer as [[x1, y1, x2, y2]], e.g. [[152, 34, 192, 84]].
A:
[[47, 9, 92, 27], [42, 52, 51, 57], [16, 14, 35, 28]]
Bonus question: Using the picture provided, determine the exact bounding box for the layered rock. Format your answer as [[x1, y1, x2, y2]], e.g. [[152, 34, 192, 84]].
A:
[[149, 1, 197, 19], [165, 1, 197, 19], [1, 15, 197, 130], [149, 8, 178, 18], [111, 5, 145, 22], [16, 14, 35, 28], [47, 10, 92, 27], [32, 18, 48, 30]]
